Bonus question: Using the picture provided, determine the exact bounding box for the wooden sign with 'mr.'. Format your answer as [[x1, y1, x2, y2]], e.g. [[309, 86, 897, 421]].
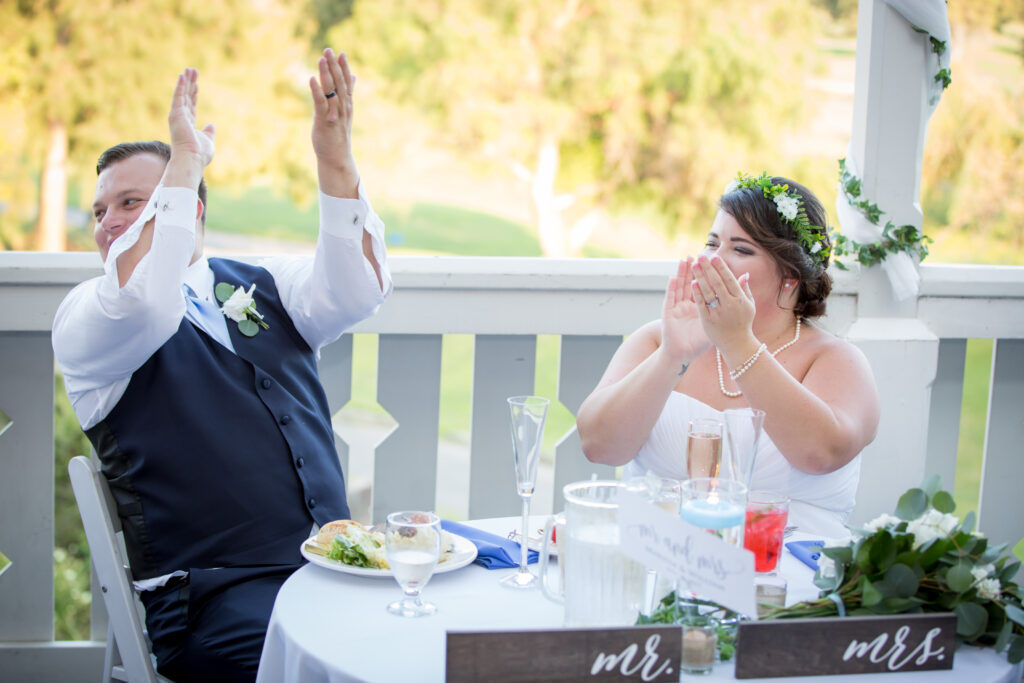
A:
[[446, 626, 681, 682], [734, 613, 957, 678]]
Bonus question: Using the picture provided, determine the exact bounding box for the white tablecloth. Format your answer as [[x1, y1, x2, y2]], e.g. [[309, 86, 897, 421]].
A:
[[256, 517, 1023, 683]]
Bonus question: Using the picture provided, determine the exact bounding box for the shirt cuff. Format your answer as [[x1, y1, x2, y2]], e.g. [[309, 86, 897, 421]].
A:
[[318, 185, 371, 240], [104, 185, 198, 274]]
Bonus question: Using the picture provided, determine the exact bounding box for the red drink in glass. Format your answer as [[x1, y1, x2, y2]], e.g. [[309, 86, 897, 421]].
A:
[[743, 493, 790, 573]]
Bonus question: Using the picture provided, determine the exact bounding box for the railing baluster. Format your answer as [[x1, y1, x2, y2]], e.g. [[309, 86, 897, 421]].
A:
[[0, 332, 56, 641], [552, 335, 620, 508], [318, 335, 354, 480], [925, 338, 967, 488], [468, 335, 537, 519], [978, 338, 1024, 557], [373, 334, 443, 522]]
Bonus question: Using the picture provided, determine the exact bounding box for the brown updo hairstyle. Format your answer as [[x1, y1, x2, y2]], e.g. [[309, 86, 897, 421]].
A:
[[719, 176, 832, 318]]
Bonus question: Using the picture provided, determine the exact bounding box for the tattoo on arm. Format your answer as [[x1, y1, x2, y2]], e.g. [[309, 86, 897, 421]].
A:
[[677, 363, 689, 376]]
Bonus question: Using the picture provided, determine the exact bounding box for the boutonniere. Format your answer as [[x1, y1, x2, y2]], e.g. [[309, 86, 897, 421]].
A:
[[215, 282, 270, 337]]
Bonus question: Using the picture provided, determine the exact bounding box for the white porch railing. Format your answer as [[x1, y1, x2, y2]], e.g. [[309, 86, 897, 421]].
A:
[[1, 251, 1023, 680]]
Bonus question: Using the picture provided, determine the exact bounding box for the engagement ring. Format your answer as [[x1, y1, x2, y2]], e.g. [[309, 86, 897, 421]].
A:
[[707, 296, 720, 309], [325, 90, 338, 99]]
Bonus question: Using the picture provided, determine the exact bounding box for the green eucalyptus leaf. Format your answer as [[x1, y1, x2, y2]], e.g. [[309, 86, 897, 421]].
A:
[[862, 577, 884, 607], [961, 511, 976, 534], [1006, 604, 1024, 628], [884, 564, 920, 598], [946, 562, 975, 593], [238, 319, 259, 337], [1009, 634, 1024, 664], [994, 620, 1013, 652], [880, 597, 919, 613], [869, 531, 897, 573], [920, 475, 941, 497], [955, 602, 989, 640], [215, 282, 236, 303], [999, 560, 1021, 584], [918, 538, 949, 567], [931, 491, 955, 514], [896, 488, 927, 520]]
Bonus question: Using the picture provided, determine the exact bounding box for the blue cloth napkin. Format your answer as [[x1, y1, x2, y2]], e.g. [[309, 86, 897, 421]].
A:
[[441, 520, 538, 570], [786, 540, 825, 571]]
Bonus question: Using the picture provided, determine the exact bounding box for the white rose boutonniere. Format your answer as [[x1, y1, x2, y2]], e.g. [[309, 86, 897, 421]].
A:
[[215, 282, 270, 337]]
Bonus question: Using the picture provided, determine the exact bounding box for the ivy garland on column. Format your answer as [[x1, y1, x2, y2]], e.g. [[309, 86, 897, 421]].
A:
[[830, 19, 949, 270], [829, 159, 934, 270]]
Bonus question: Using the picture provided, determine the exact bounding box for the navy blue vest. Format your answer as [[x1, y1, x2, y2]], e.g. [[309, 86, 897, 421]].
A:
[[86, 258, 350, 580]]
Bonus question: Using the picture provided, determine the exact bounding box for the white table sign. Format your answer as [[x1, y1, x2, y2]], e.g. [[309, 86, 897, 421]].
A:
[[619, 490, 756, 618]]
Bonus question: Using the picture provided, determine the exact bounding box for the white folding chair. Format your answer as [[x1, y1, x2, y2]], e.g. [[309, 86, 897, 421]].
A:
[[69, 455, 173, 683]]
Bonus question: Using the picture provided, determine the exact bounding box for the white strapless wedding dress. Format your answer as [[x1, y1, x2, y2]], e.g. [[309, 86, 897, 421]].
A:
[[623, 392, 860, 538]]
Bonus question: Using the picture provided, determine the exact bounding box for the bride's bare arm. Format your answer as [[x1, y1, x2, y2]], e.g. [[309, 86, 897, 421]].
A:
[[577, 260, 712, 465]]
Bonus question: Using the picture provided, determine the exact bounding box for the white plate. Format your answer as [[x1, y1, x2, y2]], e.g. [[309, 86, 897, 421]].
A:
[[301, 533, 478, 578]]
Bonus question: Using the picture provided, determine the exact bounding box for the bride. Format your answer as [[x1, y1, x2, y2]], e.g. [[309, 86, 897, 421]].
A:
[[576, 173, 880, 538]]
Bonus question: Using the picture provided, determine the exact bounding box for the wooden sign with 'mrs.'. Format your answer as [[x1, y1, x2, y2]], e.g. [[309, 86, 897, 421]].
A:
[[446, 626, 681, 683], [734, 613, 957, 678]]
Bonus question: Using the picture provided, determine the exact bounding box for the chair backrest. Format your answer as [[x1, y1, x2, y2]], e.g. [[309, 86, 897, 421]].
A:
[[68, 455, 169, 683]]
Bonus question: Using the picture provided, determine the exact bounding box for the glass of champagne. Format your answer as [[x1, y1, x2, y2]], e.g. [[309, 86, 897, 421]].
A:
[[685, 417, 723, 480], [501, 395, 549, 589], [385, 511, 442, 617]]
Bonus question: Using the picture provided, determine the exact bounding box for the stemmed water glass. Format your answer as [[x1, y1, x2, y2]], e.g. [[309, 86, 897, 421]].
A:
[[385, 511, 442, 617], [500, 395, 549, 589]]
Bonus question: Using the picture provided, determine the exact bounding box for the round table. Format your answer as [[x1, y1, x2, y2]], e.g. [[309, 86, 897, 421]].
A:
[[256, 517, 1024, 683]]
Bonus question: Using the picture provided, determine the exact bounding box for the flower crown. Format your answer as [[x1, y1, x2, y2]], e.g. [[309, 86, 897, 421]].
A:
[[726, 172, 831, 267]]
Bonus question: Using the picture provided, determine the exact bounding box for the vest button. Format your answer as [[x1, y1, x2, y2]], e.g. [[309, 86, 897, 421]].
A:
[[308, 498, 317, 508], [261, 378, 272, 389], [280, 415, 292, 425], [296, 457, 305, 468]]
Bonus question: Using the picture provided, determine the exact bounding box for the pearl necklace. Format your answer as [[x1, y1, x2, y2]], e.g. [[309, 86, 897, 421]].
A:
[[716, 317, 801, 398]]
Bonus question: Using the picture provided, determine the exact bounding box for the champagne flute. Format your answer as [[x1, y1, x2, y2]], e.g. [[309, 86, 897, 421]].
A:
[[685, 417, 723, 480], [501, 395, 549, 589], [385, 511, 441, 617]]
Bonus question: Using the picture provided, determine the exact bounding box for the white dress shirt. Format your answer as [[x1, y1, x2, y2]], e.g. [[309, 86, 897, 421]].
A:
[[53, 184, 393, 431]]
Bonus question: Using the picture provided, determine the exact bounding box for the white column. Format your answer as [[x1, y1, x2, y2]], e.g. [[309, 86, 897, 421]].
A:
[[844, 0, 941, 522]]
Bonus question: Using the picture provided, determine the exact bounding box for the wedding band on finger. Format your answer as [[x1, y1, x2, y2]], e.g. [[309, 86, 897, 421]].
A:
[[325, 90, 338, 99], [706, 296, 720, 309]]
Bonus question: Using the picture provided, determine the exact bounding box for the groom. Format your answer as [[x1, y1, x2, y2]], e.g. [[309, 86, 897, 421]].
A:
[[52, 49, 391, 682]]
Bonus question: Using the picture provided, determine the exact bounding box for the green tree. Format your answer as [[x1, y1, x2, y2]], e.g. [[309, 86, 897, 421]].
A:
[[0, 0, 317, 252], [329, 0, 815, 256]]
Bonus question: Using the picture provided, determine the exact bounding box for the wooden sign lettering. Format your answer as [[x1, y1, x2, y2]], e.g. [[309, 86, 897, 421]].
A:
[[734, 613, 957, 678], [446, 626, 681, 683]]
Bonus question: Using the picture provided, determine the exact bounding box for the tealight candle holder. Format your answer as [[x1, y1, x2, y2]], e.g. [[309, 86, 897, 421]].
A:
[[679, 615, 718, 675], [679, 477, 748, 548]]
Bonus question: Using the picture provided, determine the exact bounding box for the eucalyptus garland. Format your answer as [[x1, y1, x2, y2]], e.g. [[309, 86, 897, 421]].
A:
[[829, 159, 933, 270]]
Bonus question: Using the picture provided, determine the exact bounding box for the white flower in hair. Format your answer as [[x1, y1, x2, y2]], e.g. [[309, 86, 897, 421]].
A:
[[810, 241, 822, 254], [774, 193, 800, 221]]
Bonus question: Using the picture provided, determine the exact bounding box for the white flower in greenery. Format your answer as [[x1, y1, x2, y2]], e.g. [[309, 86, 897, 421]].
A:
[[221, 284, 256, 323], [906, 508, 959, 548], [971, 564, 996, 582], [863, 513, 901, 534], [976, 577, 1002, 601], [809, 241, 823, 254], [818, 554, 838, 579], [774, 193, 800, 221]]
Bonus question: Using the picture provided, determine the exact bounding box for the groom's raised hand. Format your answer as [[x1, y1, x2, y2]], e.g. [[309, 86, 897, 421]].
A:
[[309, 47, 359, 199]]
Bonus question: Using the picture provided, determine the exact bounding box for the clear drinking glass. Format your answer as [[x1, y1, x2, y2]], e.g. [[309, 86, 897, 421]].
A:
[[501, 395, 549, 589], [722, 408, 766, 487], [385, 511, 441, 617], [684, 418, 724, 480]]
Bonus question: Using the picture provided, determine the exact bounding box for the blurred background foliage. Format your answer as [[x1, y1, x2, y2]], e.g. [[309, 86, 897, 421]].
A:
[[3, 0, 1020, 639]]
